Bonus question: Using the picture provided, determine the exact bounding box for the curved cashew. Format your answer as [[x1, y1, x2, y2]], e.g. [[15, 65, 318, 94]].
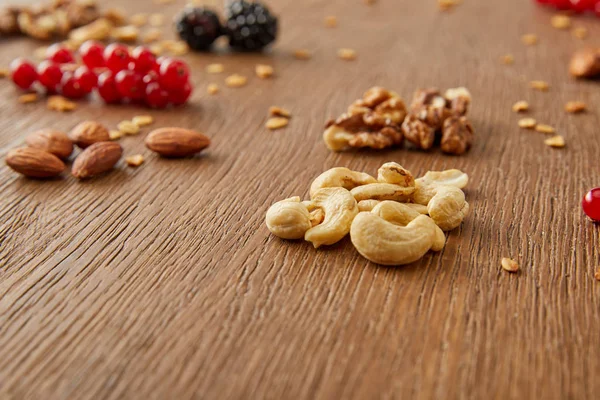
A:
[[358, 199, 428, 215], [350, 201, 442, 266], [323, 125, 355, 151], [265, 197, 311, 239], [413, 169, 468, 205], [310, 167, 377, 198], [351, 183, 415, 202], [427, 186, 470, 231], [377, 162, 415, 187], [304, 187, 358, 248]]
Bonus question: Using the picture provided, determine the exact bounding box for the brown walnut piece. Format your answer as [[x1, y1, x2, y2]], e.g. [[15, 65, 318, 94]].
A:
[[409, 88, 450, 129], [72, 141, 122, 179], [6, 147, 65, 178], [0, 7, 20, 35], [25, 129, 73, 159], [145, 128, 211, 157], [569, 47, 600, 79], [69, 120, 110, 149], [401, 113, 435, 150], [441, 116, 474, 155]]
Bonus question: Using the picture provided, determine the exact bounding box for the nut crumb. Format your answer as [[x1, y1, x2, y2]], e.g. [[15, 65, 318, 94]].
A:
[[207, 83, 219, 95], [521, 34, 538, 45], [142, 29, 162, 43], [572, 27, 588, 39], [338, 48, 357, 61], [266, 117, 289, 130], [501, 257, 519, 272], [255, 64, 274, 79], [595, 267, 600, 281], [109, 130, 124, 140], [325, 16, 337, 27], [206, 63, 224, 74], [130, 13, 148, 27], [529, 80, 549, 91], [47, 95, 76, 112], [0, 68, 9, 78], [512, 101, 529, 113], [225, 74, 247, 88], [438, 0, 460, 11], [118, 120, 140, 135], [518, 118, 536, 129], [149, 44, 163, 55], [149, 13, 165, 27], [565, 101, 586, 113], [535, 124, 555, 134], [18, 93, 38, 104], [125, 154, 144, 167], [544, 135, 565, 148], [551, 14, 571, 30], [501, 54, 514, 65], [132, 115, 154, 127], [269, 106, 291, 118], [294, 49, 312, 60], [111, 25, 139, 42]]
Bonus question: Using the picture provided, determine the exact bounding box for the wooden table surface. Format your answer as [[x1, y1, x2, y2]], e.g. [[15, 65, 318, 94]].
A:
[[1, 0, 599, 398]]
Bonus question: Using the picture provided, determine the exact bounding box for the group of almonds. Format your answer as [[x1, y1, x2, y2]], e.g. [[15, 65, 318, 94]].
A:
[[5, 121, 211, 180]]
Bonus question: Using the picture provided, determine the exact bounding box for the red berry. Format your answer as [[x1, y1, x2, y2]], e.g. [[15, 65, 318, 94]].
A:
[[80, 40, 105, 69], [97, 71, 121, 104], [131, 46, 157, 73], [145, 82, 169, 108], [104, 43, 132, 73], [159, 58, 190, 91], [10, 58, 38, 90], [142, 71, 159, 86], [169, 81, 192, 106], [569, 0, 596, 12], [115, 70, 145, 100], [46, 44, 75, 64], [37, 60, 63, 91], [595, 1, 600, 16], [59, 72, 86, 99], [539, 0, 571, 8], [583, 188, 600, 221], [74, 66, 97, 93]]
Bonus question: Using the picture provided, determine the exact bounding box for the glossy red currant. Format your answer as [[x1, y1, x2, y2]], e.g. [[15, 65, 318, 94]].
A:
[[46, 44, 75, 64], [10, 58, 38, 90], [145, 82, 169, 109], [97, 71, 121, 104], [159, 58, 190, 91], [37, 61, 63, 91], [59, 72, 87, 99], [74, 66, 97, 93], [131, 46, 157, 74], [80, 40, 105, 69], [115, 70, 145, 100], [582, 188, 600, 222], [104, 43, 132, 73], [169, 81, 192, 106]]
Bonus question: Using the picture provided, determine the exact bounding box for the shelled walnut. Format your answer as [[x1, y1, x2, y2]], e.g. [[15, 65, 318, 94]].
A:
[[441, 116, 473, 155]]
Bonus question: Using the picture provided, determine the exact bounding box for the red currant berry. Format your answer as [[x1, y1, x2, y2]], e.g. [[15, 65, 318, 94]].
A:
[[159, 58, 190, 91], [59, 72, 86, 99], [583, 188, 600, 221], [145, 82, 169, 109], [74, 66, 97, 93], [104, 43, 132, 73], [97, 71, 121, 104], [46, 44, 75, 64], [10, 58, 38, 90], [569, 0, 595, 12], [142, 71, 159, 86], [169, 81, 192, 106], [595, 1, 600, 16], [37, 60, 63, 91], [115, 70, 145, 100], [80, 40, 105, 69], [131, 46, 157, 74]]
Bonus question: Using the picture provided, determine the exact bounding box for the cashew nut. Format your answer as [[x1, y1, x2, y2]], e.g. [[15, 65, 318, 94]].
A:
[[310, 167, 377, 198], [304, 187, 358, 248], [358, 199, 428, 215], [413, 169, 468, 205], [350, 201, 442, 265], [351, 183, 415, 202], [323, 125, 355, 151], [377, 162, 415, 187], [427, 186, 470, 231], [265, 197, 311, 239]]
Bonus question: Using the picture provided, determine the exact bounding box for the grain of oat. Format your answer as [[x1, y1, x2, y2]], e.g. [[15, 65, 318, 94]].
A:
[[256, 64, 274, 79], [125, 154, 144, 167], [565, 101, 586, 113], [325, 16, 337, 27], [535, 124, 555, 134], [225, 74, 248, 88], [518, 118, 536, 129], [501, 54, 514, 65], [544, 135, 565, 148], [207, 84, 219, 95], [550, 14, 571, 30], [512, 101, 529, 113], [572, 27, 588, 39], [530, 80, 549, 91], [338, 48, 357, 60], [501, 258, 520, 273], [18, 93, 38, 104], [269, 106, 291, 118], [521, 34, 538, 45], [294, 49, 312, 60], [438, 0, 460, 11]]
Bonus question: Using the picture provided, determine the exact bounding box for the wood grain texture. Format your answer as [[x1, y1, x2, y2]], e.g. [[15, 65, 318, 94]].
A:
[[0, 0, 599, 399]]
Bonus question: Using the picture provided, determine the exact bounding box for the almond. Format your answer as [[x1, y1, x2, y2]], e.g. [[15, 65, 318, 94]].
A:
[[145, 128, 210, 157], [72, 142, 123, 179], [69, 121, 110, 149], [6, 148, 65, 178], [569, 47, 600, 78], [25, 129, 73, 159]]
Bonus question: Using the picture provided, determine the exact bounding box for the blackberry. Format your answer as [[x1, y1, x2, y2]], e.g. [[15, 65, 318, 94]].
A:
[[225, 1, 278, 52], [175, 8, 223, 51]]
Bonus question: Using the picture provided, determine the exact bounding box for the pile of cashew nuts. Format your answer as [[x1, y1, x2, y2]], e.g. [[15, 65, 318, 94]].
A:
[[265, 162, 470, 266]]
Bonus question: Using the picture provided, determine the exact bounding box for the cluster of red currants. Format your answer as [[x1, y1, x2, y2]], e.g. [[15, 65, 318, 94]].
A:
[[10, 42, 193, 109], [535, 0, 600, 14]]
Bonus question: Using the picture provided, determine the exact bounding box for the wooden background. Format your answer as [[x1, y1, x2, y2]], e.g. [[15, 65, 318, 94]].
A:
[[0, 0, 599, 398]]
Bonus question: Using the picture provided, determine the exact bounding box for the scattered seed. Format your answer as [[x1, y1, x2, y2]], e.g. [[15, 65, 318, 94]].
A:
[[518, 118, 537, 129], [109, 130, 124, 140], [18, 93, 38, 104], [266, 117, 289, 130], [149, 13, 165, 27], [269, 106, 291, 118], [130, 13, 148, 27], [512, 101, 529, 113], [565, 101, 586, 113], [225, 74, 248, 88], [535, 124, 555, 134], [132, 115, 154, 127], [529, 80, 549, 91], [118, 120, 140, 135], [111, 25, 139, 42], [125, 154, 144, 167], [338, 48, 357, 61], [551, 14, 571, 30], [501, 54, 514, 65], [438, 0, 460, 11], [206, 63, 224, 74], [47, 95, 76, 112], [364, 0, 377, 4], [521, 34, 538, 45], [325, 16, 337, 27], [142, 28, 162, 43], [207, 84, 219, 95], [501, 258, 520, 273], [294, 49, 312, 60], [595, 267, 600, 281], [544, 135, 565, 148], [256, 64, 274, 79], [572, 26, 588, 39]]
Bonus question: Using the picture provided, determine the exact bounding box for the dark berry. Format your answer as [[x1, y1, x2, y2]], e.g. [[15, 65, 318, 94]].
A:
[[175, 7, 223, 51], [145, 82, 169, 108], [115, 70, 145, 100], [46, 44, 75, 64], [169, 81, 192, 106], [80, 40, 105, 69], [104, 43, 132, 73], [131, 46, 157, 73], [225, 0, 278, 52], [74, 66, 97, 93], [37, 61, 63, 91], [97, 71, 121, 104], [159, 58, 190, 91], [10, 58, 38, 90], [59, 72, 86, 99]]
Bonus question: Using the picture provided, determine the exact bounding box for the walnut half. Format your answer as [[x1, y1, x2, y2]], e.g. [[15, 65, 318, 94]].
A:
[[441, 116, 473, 155]]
